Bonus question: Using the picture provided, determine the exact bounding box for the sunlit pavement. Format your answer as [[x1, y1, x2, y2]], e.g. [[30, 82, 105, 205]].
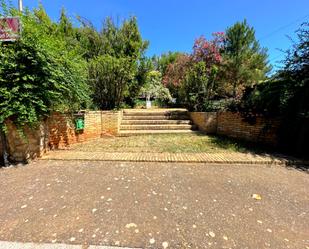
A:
[[0, 241, 138, 248], [0, 160, 308, 248]]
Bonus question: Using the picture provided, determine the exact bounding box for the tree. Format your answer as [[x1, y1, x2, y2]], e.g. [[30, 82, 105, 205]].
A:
[[192, 32, 226, 99], [0, 4, 89, 131], [88, 55, 135, 110], [162, 53, 192, 102], [126, 57, 154, 107], [179, 62, 211, 111], [140, 71, 172, 103], [155, 51, 182, 75], [276, 22, 309, 155], [223, 20, 270, 97], [192, 32, 224, 68], [78, 16, 149, 109], [236, 23, 309, 156]]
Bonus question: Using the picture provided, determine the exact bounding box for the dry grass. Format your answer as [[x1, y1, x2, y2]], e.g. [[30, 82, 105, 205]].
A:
[[71, 133, 253, 153]]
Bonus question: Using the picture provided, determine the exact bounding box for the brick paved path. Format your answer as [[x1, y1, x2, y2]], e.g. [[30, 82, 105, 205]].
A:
[[42, 150, 305, 165]]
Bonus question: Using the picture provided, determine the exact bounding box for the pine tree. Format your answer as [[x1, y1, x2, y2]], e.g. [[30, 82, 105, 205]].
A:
[[223, 20, 271, 97]]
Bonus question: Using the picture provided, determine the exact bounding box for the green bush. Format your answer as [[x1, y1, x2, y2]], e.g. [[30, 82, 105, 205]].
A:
[[180, 62, 214, 111], [88, 55, 135, 110], [78, 17, 149, 109], [0, 5, 89, 130]]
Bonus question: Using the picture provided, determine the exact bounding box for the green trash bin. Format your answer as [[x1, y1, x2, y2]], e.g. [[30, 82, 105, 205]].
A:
[[75, 118, 85, 131]]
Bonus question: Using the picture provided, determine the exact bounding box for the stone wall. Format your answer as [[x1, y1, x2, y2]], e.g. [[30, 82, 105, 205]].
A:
[[4, 111, 121, 162], [190, 111, 280, 146]]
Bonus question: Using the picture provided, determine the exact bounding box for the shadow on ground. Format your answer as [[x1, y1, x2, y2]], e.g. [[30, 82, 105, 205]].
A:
[[207, 134, 309, 171]]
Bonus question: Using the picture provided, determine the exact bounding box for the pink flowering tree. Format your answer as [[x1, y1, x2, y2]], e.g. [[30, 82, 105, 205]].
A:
[[161, 33, 226, 106], [185, 32, 226, 103], [162, 54, 192, 101], [192, 32, 225, 69]]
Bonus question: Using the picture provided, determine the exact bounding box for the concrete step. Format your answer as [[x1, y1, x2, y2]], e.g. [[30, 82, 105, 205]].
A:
[[122, 115, 190, 120], [119, 130, 199, 136], [123, 111, 189, 117], [121, 120, 192, 125], [120, 124, 196, 130]]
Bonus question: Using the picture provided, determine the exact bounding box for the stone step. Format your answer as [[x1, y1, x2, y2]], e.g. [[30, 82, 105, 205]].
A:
[[122, 115, 190, 120], [119, 130, 199, 136], [121, 120, 192, 125], [123, 111, 189, 117], [120, 124, 196, 130]]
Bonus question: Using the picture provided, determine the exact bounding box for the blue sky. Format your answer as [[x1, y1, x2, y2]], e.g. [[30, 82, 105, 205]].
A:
[[10, 0, 309, 71]]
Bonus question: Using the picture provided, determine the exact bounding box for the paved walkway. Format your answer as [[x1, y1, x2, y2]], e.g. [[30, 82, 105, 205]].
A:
[[42, 150, 306, 165], [0, 241, 137, 249], [0, 160, 308, 248]]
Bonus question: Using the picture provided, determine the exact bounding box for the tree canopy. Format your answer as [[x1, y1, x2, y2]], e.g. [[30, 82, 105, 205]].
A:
[[223, 20, 271, 97], [0, 3, 89, 129]]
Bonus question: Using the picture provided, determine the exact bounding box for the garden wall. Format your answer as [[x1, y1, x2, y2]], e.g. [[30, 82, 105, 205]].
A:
[[217, 112, 280, 146], [0, 136, 3, 160], [48, 111, 121, 149], [189, 112, 217, 134], [4, 111, 122, 163], [190, 111, 280, 146]]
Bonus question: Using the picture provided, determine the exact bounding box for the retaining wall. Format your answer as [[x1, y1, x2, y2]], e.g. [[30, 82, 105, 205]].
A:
[[189, 112, 218, 134], [217, 112, 280, 146], [190, 111, 280, 146], [4, 111, 121, 162], [48, 111, 121, 149]]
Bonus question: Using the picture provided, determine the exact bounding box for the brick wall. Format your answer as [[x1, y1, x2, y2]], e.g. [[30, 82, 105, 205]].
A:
[[4, 110, 121, 162], [190, 111, 280, 146], [217, 112, 280, 146], [189, 112, 217, 134], [5, 120, 48, 162], [48, 111, 121, 149]]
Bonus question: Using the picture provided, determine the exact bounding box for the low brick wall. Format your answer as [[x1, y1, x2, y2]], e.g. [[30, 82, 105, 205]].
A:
[[4, 111, 121, 162], [48, 111, 121, 149], [5, 120, 48, 162], [189, 112, 217, 134], [217, 112, 280, 146], [190, 111, 280, 146]]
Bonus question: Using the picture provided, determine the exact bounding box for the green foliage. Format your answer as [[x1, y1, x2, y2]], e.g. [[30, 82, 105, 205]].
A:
[[159, 21, 271, 109], [100, 17, 148, 59], [237, 22, 309, 118], [125, 56, 153, 107], [88, 55, 135, 110], [235, 23, 309, 156], [223, 20, 271, 97], [162, 53, 192, 104], [233, 80, 285, 116], [154, 51, 182, 75], [140, 70, 172, 102], [78, 16, 149, 109], [0, 3, 89, 129], [180, 62, 211, 111]]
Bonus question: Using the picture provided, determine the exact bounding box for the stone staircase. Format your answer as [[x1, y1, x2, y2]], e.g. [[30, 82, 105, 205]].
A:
[[119, 109, 197, 136]]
